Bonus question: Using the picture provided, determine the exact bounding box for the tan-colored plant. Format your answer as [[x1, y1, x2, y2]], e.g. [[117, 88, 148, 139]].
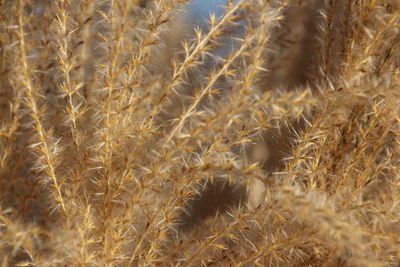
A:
[[0, 0, 399, 266]]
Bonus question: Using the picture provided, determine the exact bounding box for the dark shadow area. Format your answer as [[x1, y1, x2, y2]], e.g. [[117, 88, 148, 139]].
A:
[[261, 119, 308, 174], [178, 179, 247, 231]]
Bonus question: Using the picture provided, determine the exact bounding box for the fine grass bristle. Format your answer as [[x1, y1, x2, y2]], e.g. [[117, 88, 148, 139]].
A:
[[0, 0, 399, 266]]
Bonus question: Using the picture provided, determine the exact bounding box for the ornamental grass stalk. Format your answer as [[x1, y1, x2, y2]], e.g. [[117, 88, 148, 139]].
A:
[[0, 0, 399, 266]]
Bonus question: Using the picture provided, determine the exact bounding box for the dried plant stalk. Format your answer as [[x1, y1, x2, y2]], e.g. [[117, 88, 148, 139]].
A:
[[0, 0, 399, 266]]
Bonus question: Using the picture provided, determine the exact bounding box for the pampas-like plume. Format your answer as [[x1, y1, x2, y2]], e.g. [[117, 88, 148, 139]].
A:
[[0, 0, 399, 266]]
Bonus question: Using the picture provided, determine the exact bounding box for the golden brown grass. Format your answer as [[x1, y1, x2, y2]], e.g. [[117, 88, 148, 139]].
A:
[[0, 0, 400, 266]]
